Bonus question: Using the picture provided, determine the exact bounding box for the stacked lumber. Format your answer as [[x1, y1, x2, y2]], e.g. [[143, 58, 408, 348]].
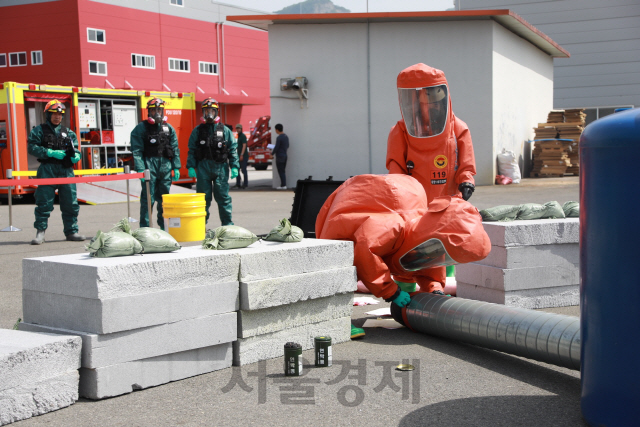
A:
[[531, 139, 571, 177], [547, 110, 565, 123]]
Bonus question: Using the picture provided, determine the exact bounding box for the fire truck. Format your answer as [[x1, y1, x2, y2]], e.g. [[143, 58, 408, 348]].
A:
[[247, 115, 272, 171], [0, 81, 197, 198]]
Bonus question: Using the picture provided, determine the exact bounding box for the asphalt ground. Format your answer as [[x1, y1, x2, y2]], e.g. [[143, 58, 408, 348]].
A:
[[0, 170, 585, 427]]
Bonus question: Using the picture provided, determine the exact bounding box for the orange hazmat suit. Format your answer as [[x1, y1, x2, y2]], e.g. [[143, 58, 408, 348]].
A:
[[315, 174, 490, 301]]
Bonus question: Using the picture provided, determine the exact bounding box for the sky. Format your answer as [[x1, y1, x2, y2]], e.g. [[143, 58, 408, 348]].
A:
[[219, 0, 456, 13]]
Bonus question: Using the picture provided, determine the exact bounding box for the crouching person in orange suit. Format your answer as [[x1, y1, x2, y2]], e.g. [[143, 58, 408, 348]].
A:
[[315, 174, 490, 310]]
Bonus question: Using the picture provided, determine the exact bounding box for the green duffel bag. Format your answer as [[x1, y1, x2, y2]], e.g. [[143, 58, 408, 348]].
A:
[[517, 201, 566, 220], [133, 227, 181, 253], [562, 201, 580, 217], [479, 204, 521, 222], [109, 217, 132, 234], [202, 225, 259, 250], [263, 218, 304, 243], [86, 230, 143, 258]]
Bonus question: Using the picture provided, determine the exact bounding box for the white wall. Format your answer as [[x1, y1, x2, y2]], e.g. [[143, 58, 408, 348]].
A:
[[268, 19, 553, 187], [492, 23, 554, 178]]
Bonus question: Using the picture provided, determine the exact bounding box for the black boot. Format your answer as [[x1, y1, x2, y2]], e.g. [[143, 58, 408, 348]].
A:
[[31, 229, 46, 245], [65, 233, 86, 242]]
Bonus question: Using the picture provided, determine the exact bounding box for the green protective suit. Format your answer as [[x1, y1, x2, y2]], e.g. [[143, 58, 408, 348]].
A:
[[27, 121, 80, 235], [186, 123, 239, 226], [131, 121, 181, 228]]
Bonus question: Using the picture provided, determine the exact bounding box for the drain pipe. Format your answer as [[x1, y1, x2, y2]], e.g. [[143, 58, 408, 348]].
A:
[[392, 293, 580, 370]]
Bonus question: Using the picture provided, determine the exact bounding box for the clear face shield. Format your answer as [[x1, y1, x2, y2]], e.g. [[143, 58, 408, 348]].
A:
[[203, 107, 218, 123], [398, 84, 448, 138], [399, 238, 456, 271], [148, 107, 164, 124]]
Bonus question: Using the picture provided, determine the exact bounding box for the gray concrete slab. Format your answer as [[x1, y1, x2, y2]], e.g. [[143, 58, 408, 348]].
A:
[[22, 281, 239, 334], [456, 282, 580, 309], [19, 312, 237, 369], [455, 262, 579, 291], [240, 266, 357, 310], [0, 329, 81, 391], [482, 243, 579, 269], [482, 218, 579, 247], [238, 293, 354, 338], [79, 343, 232, 400]]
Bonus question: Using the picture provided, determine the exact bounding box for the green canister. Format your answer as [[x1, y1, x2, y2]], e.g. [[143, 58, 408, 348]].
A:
[[284, 342, 303, 376], [314, 336, 332, 367]]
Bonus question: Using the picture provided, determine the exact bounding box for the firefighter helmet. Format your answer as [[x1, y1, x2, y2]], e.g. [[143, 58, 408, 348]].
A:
[[147, 98, 166, 124], [44, 100, 65, 114]]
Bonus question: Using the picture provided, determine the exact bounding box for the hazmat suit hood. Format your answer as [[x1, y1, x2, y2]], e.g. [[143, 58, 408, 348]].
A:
[[396, 63, 454, 148]]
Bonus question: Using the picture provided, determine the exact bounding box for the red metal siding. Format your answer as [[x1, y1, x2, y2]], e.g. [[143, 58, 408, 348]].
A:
[[0, 0, 83, 86]]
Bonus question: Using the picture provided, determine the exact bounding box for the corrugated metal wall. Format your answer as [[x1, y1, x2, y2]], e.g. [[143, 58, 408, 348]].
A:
[[456, 0, 640, 111]]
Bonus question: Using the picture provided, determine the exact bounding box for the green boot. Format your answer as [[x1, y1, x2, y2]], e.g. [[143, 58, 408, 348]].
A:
[[351, 324, 365, 339]]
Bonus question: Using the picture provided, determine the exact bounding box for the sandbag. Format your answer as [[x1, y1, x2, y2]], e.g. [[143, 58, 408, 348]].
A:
[[133, 227, 181, 253], [479, 204, 521, 222], [517, 201, 566, 220], [563, 201, 580, 217], [86, 230, 143, 258], [497, 148, 521, 184], [263, 218, 304, 243], [109, 217, 132, 234], [202, 225, 259, 250]]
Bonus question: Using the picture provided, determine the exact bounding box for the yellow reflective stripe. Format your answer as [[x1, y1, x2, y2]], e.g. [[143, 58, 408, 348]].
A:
[[12, 168, 124, 177]]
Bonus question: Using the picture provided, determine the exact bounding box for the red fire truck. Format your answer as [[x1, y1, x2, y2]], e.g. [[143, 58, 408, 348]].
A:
[[247, 115, 272, 170]]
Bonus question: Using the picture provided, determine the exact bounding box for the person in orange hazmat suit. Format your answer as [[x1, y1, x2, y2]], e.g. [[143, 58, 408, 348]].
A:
[[386, 63, 478, 293], [315, 174, 490, 308]]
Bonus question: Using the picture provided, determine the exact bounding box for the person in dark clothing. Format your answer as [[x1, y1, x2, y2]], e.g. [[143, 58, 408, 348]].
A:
[[272, 123, 289, 190], [234, 124, 249, 189]]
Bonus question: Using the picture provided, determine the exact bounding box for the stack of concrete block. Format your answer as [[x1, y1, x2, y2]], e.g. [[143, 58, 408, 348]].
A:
[[456, 218, 579, 309], [234, 239, 356, 366], [0, 329, 81, 425], [19, 247, 240, 400]]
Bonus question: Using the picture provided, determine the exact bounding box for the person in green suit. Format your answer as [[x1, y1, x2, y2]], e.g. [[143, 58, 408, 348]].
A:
[[186, 98, 239, 225], [27, 100, 84, 245], [130, 98, 181, 229]]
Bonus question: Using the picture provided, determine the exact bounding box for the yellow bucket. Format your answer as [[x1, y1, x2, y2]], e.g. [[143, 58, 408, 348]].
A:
[[162, 193, 207, 242]]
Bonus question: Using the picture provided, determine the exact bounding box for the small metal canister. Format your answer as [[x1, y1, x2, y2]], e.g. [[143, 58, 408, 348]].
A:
[[284, 342, 303, 376], [314, 336, 332, 367]]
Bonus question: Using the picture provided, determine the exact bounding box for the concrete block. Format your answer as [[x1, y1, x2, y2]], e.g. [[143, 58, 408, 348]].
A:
[[481, 243, 579, 269], [22, 246, 240, 299], [0, 329, 81, 391], [455, 262, 578, 291], [238, 239, 354, 282], [233, 316, 351, 366], [240, 266, 357, 310], [238, 293, 354, 338], [482, 218, 579, 247], [79, 343, 232, 400], [456, 282, 580, 309], [19, 312, 237, 369], [22, 281, 239, 334], [0, 371, 78, 426]]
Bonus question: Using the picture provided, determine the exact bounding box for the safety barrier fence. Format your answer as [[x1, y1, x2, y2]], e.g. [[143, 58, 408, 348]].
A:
[[1, 167, 151, 232]]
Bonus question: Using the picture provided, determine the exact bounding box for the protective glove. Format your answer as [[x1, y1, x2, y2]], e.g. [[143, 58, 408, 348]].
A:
[[459, 182, 475, 201], [391, 290, 411, 308], [47, 149, 66, 160], [230, 167, 239, 179], [71, 152, 82, 164], [172, 169, 180, 181], [188, 168, 197, 178]]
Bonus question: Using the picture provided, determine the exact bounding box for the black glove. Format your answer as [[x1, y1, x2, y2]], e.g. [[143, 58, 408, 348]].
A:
[[459, 182, 475, 201]]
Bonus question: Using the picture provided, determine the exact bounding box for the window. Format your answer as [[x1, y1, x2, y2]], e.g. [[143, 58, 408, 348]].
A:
[[87, 28, 105, 44], [583, 106, 634, 126], [131, 54, 155, 69], [31, 51, 43, 65], [89, 60, 107, 75], [199, 61, 218, 75], [9, 52, 27, 67], [170, 0, 184, 6], [169, 58, 190, 73], [0, 54, 6, 68]]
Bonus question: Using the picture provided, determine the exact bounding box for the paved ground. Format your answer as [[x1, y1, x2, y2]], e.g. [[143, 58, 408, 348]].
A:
[[0, 171, 585, 427]]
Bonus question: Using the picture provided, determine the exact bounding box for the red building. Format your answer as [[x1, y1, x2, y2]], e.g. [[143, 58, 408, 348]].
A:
[[0, 0, 270, 127]]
